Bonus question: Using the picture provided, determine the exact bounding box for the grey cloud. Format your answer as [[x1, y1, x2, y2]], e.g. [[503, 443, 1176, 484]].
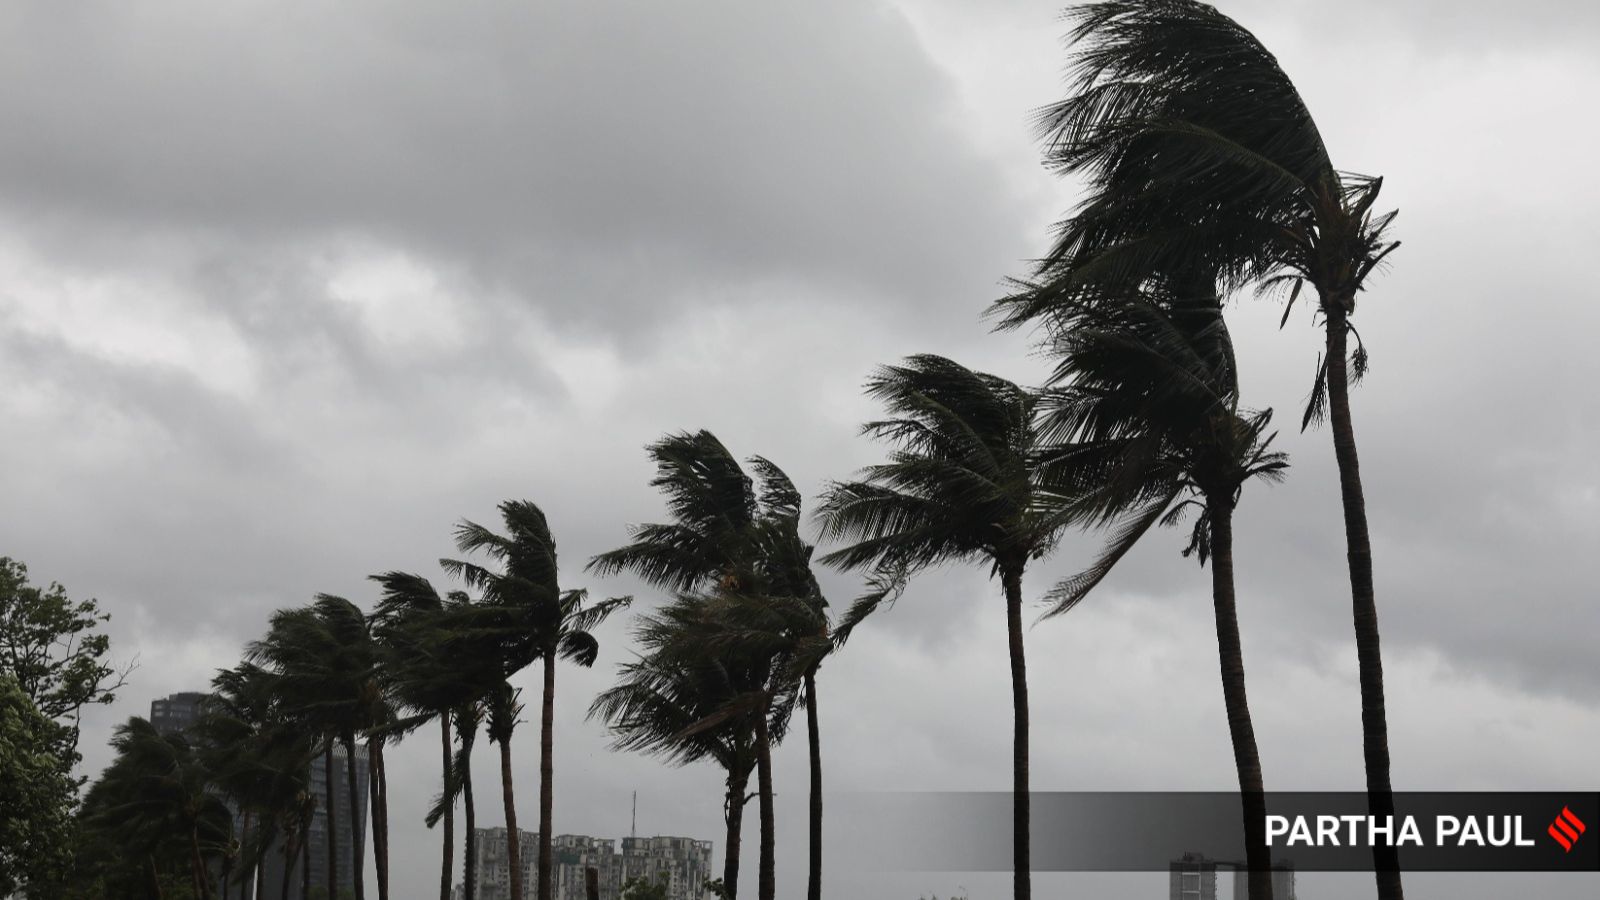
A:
[[0, 0, 1031, 336]]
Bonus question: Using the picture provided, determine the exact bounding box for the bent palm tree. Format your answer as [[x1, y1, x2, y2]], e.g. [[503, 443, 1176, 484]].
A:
[[816, 356, 1075, 900], [590, 432, 829, 900], [1033, 283, 1287, 899], [590, 599, 764, 900], [996, 3, 1403, 894], [93, 717, 232, 900], [370, 571, 463, 900], [446, 500, 628, 900], [250, 596, 390, 900]]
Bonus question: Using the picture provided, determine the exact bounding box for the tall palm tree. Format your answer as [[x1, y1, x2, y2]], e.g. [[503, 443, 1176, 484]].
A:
[[382, 584, 499, 900], [250, 596, 388, 900], [815, 356, 1075, 900], [589, 613, 760, 900], [445, 500, 628, 900], [996, 3, 1403, 893], [1030, 283, 1287, 898], [197, 663, 283, 900], [589, 432, 830, 900], [248, 606, 343, 900], [370, 571, 464, 900]]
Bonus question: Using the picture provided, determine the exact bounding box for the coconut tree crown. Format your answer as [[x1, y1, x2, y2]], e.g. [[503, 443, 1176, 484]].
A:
[[816, 354, 1072, 576], [993, 0, 1398, 346], [1032, 283, 1288, 615]]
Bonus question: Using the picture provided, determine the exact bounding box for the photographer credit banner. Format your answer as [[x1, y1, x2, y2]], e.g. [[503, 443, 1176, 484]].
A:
[[828, 792, 1600, 873]]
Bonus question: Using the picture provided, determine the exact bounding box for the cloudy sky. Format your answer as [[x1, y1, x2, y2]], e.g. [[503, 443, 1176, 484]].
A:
[[2, 1, 1596, 897]]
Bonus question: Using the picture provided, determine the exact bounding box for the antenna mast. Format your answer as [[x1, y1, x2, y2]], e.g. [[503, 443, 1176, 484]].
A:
[[631, 790, 637, 839]]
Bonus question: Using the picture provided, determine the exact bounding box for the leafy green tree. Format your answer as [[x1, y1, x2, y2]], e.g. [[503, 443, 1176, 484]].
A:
[[1032, 284, 1287, 898], [817, 356, 1077, 900], [0, 557, 131, 768], [444, 500, 628, 900], [0, 675, 75, 896], [998, 3, 1404, 894], [620, 873, 671, 900], [590, 432, 829, 900]]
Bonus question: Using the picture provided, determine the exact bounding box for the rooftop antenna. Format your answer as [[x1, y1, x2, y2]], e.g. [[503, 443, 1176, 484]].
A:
[[631, 790, 637, 839]]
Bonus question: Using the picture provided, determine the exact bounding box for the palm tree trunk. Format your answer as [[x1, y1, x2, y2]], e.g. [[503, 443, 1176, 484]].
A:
[[370, 738, 390, 900], [191, 825, 214, 900], [343, 735, 367, 900], [278, 831, 292, 900], [1208, 503, 1273, 900], [1001, 566, 1030, 900], [501, 731, 524, 900], [276, 828, 291, 900], [148, 853, 164, 900], [803, 670, 823, 900], [234, 809, 251, 900], [753, 703, 776, 900], [463, 735, 478, 900], [1326, 305, 1402, 900], [254, 826, 266, 900], [301, 803, 313, 900], [441, 715, 455, 900], [324, 743, 339, 900], [538, 652, 557, 900], [722, 766, 750, 900]]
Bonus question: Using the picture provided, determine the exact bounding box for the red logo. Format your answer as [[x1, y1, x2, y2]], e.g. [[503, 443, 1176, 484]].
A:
[[1548, 807, 1586, 852]]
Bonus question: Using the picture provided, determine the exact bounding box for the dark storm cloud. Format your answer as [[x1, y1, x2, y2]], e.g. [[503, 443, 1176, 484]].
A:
[[0, 0, 1030, 335]]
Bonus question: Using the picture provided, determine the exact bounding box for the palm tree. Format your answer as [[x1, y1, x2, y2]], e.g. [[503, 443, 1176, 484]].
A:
[[370, 571, 466, 900], [378, 582, 499, 900], [248, 606, 343, 900], [444, 500, 628, 900], [250, 596, 389, 900], [589, 613, 760, 900], [996, 3, 1403, 894], [197, 663, 283, 900], [1030, 283, 1287, 898], [93, 717, 232, 900], [196, 663, 316, 900], [589, 432, 831, 900], [815, 356, 1075, 900]]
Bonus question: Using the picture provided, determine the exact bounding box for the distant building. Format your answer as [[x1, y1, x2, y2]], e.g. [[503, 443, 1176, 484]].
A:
[[462, 828, 713, 900], [1169, 852, 1295, 900], [617, 836, 714, 900], [1229, 860, 1295, 900], [1170, 852, 1218, 900], [150, 691, 211, 736]]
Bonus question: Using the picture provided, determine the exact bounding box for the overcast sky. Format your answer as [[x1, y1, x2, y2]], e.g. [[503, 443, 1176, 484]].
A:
[[2, 1, 1596, 898]]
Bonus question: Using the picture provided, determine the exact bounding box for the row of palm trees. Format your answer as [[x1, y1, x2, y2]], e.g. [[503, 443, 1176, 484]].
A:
[[76, 3, 1404, 900]]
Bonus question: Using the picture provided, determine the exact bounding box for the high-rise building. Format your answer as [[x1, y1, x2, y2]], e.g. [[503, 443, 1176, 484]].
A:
[[1170, 852, 1219, 900], [1229, 861, 1295, 900], [461, 828, 712, 900], [1168, 852, 1295, 900], [618, 836, 713, 900], [259, 745, 370, 899], [150, 691, 211, 736]]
